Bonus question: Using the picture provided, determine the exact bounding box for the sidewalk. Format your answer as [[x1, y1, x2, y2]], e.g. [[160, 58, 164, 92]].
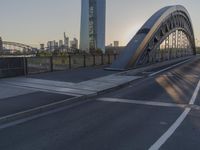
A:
[[0, 66, 141, 97]]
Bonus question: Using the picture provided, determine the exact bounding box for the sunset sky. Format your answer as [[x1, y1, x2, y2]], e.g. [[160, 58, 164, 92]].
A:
[[0, 0, 199, 47]]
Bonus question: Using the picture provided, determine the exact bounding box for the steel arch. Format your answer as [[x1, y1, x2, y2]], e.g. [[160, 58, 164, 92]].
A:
[[108, 5, 196, 70], [2, 41, 36, 51]]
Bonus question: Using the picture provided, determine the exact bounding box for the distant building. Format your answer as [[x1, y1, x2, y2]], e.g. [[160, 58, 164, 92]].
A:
[[80, 0, 106, 53], [105, 46, 125, 55], [0, 37, 3, 52], [114, 41, 119, 47], [108, 43, 113, 47], [70, 38, 78, 49], [47, 41, 56, 51], [40, 44, 45, 50], [59, 40, 63, 47], [64, 32, 69, 49], [54, 41, 59, 50]]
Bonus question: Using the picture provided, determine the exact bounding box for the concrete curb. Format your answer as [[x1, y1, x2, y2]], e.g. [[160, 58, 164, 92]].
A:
[[118, 56, 193, 76], [0, 77, 142, 128]]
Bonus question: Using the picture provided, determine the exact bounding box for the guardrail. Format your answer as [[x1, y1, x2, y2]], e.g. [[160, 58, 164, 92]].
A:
[[27, 54, 118, 74], [0, 54, 118, 78], [0, 57, 26, 78]]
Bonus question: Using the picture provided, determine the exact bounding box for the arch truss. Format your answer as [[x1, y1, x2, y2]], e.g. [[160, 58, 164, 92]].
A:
[[2, 41, 36, 52], [108, 5, 196, 70]]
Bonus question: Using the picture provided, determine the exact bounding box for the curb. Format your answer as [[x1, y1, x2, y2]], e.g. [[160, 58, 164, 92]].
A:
[[0, 77, 142, 128], [118, 56, 194, 76]]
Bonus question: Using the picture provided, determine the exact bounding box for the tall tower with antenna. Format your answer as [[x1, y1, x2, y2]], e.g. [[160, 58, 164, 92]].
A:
[[80, 0, 106, 53]]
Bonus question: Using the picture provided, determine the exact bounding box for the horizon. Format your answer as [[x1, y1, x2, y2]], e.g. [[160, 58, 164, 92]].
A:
[[0, 0, 200, 48]]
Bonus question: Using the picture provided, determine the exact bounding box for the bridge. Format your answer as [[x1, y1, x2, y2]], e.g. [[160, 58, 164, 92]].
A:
[[2, 41, 37, 52], [109, 5, 196, 70], [1, 5, 200, 150]]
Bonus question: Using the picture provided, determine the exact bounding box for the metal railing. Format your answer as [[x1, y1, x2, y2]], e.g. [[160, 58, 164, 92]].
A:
[[27, 54, 118, 74], [0, 57, 25, 78], [0, 54, 118, 78]]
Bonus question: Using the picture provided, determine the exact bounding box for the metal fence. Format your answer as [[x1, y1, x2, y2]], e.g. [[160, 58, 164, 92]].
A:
[[25, 54, 118, 75], [0, 54, 118, 78], [0, 57, 25, 78]]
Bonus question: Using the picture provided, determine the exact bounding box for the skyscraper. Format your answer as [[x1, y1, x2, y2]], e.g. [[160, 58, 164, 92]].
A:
[[59, 40, 63, 47], [80, 0, 106, 53], [64, 32, 69, 49]]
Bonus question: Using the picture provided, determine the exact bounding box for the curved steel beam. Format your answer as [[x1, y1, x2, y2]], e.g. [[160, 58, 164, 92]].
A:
[[2, 41, 36, 50], [108, 5, 196, 70]]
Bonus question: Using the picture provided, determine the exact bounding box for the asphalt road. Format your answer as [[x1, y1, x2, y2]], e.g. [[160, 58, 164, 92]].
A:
[[0, 92, 73, 118], [1, 58, 200, 150]]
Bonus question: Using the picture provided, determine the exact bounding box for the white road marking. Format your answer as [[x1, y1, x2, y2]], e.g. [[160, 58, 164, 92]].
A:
[[97, 98, 186, 108], [149, 80, 200, 150], [0, 96, 90, 130], [149, 59, 191, 77]]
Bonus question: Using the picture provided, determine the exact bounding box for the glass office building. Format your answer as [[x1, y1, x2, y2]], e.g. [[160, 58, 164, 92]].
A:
[[80, 0, 106, 53]]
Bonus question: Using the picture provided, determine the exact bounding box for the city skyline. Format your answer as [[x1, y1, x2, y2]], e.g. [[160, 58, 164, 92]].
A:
[[0, 0, 200, 48]]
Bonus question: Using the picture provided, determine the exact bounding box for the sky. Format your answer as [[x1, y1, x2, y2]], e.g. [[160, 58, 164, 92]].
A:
[[0, 0, 200, 47]]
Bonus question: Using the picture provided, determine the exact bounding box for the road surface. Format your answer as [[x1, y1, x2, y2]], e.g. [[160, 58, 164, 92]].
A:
[[0, 58, 200, 150]]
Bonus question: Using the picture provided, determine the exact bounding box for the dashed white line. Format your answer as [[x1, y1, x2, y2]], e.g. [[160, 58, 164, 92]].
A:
[[149, 80, 200, 150]]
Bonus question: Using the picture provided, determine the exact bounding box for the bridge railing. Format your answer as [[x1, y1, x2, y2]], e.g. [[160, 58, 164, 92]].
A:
[[26, 54, 118, 75], [0, 57, 25, 78], [27, 57, 51, 74], [0, 54, 118, 78]]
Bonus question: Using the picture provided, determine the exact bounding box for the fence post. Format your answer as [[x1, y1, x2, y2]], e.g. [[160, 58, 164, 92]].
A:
[[108, 54, 111, 64], [50, 56, 53, 72], [83, 55, 86, 67], [23, 57, 28, 76], [114, 54, 117, 60], [93, 55, 96, 66], [69, 55, 71, 69], [101, 54, 104, 65]]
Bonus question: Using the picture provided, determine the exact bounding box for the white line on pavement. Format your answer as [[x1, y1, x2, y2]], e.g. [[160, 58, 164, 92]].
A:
[[97, 98, 186, 108], [149, 59, 191, 77], [149, 80, 200, 150], [0, 96, 82, 130]]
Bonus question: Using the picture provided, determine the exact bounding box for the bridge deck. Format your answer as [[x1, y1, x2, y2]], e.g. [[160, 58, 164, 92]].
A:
[[0, 56, 200, 150]]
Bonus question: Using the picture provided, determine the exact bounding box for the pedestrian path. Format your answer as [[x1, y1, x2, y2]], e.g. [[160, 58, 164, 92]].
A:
[[1, 74, 141, 97]]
